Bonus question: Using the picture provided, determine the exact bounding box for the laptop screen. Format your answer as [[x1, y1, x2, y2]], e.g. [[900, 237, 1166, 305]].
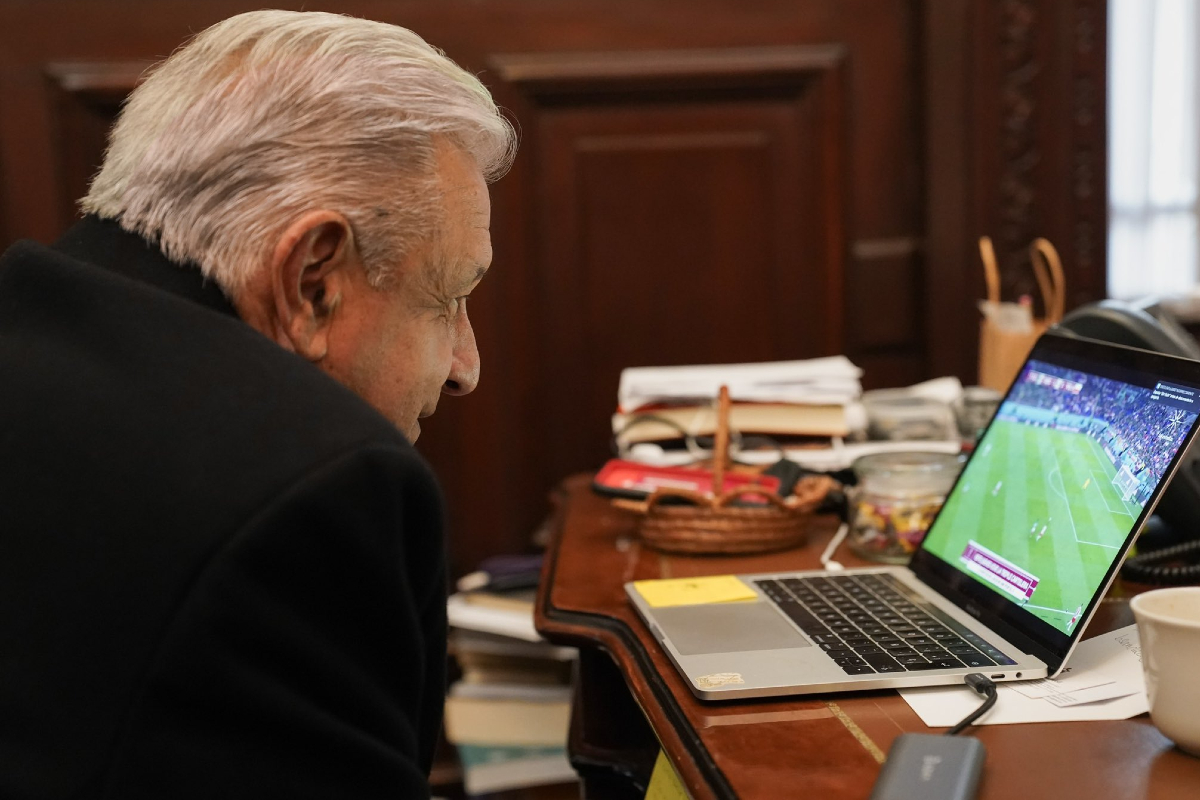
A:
[[912, 333, 1200, 665]]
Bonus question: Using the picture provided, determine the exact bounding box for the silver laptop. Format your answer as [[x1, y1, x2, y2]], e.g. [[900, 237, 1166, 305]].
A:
[[627, 332, 1200, 700]]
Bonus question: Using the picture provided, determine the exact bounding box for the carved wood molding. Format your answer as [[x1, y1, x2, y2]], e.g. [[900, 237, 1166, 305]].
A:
[[1070, 0, 1106, 298], [993, 0, 1107, 306], [44, 61, 150, 98], [997, 0, 1039, 296], [490, 44, 846, 97]]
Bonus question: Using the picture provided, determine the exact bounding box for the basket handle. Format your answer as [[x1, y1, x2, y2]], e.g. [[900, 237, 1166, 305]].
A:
[[639, 487, 712, 513], [711, 385, 731, 493], [713, 485, 789, 510], [626, 483, 795, 514]]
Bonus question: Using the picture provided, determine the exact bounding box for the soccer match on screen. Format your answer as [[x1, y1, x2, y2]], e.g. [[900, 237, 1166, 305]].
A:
[[923, 361, 1199, 636]]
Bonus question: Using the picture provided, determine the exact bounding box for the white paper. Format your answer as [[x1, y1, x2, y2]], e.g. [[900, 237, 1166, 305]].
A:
[[446, 594, 541, 642], [1009, 676, 1112, 700], [899, 624, 1147, 726], [1006, 653, 1126, 699], [617, 357, 863, 412], [1043, 683, 1137, 708], [619, 439, 963, 472], [906, 376, 965, 405]]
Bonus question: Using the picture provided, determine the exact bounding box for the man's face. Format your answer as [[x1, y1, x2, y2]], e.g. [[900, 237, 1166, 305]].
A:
[[325, 143, 491, 441]]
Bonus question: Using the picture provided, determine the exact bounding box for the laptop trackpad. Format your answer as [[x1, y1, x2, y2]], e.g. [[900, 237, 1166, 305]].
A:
[[652, 602, 811, 656]]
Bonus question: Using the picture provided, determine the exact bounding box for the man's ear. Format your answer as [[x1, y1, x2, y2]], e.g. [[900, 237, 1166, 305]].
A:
[[269, 210, 358, 361]]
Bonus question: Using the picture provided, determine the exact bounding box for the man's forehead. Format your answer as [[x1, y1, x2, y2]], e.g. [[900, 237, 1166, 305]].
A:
[[449, 181, 490, 216], [427, 229, 490, 287], [417, 142, 491, 285], [471, 208, 490, 228]]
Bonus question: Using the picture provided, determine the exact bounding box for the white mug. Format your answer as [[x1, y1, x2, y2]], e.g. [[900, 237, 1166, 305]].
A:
[[1130, 587, 1200, 757]]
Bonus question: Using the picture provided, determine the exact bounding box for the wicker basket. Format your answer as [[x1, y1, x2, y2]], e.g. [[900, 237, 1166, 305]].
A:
[[611, 386, 837, 555]]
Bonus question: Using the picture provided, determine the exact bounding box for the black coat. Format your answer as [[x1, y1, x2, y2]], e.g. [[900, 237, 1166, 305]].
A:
[[0, 216, 448, 798]]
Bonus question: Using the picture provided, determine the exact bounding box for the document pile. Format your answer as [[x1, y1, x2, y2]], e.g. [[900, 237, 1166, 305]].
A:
[[612, 357, 865, 452], [444, 577, 578, 795]]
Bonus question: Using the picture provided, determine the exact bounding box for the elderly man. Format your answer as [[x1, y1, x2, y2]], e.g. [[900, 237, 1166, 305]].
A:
[[0, 10, 515, 799]]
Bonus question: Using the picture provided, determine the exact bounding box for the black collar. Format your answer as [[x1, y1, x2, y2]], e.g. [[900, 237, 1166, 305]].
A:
[[52, 215, 239, 318]]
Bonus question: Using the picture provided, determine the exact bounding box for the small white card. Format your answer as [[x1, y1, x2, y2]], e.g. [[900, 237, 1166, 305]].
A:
[[1009, 674, 1114, 700], [900, 624, 1147, 726], [1043, 682, 1138, 708]]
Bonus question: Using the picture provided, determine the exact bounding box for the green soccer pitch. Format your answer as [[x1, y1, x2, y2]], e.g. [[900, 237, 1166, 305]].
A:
[[923, 417, 1140, 635]]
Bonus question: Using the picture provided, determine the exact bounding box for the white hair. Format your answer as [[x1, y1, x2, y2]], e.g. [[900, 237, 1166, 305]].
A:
[[82, 10, 517, 292]]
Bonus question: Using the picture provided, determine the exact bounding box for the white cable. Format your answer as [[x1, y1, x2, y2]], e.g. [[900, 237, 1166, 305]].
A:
[[820, 522, 850, 571]]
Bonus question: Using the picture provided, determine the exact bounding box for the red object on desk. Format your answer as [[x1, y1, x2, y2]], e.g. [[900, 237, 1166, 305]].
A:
[[592, 458, 781, 503]]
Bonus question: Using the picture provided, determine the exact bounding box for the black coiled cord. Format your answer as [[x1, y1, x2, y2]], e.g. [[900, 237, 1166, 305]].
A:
[[1121, 538, 1200, 585]]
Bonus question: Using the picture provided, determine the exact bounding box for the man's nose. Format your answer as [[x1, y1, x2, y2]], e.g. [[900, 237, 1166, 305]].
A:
[[443, 310, 479, 396]]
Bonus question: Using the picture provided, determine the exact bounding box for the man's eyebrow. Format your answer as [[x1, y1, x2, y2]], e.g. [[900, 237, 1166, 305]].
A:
[[455, 265, 488, 292]]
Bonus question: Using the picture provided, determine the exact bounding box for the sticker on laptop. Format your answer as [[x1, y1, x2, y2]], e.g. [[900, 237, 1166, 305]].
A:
[[696, 672, 746, 689]]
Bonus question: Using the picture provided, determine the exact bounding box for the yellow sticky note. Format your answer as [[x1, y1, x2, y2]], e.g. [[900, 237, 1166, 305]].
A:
[[645, 750, 690, 800], [633, 575, 757, 608]]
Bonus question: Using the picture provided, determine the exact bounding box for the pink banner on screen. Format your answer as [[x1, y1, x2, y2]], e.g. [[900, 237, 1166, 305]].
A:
[[960, 541, 1039, 602]]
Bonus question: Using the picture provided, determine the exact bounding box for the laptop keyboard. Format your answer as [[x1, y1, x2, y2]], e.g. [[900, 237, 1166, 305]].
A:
[[754, 573, 1017, 675]]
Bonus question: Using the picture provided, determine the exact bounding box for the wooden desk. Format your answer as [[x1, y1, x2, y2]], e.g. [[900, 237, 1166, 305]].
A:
[[534, 475, 1200, 799]]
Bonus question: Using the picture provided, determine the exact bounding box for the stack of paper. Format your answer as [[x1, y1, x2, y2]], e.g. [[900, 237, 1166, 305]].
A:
[[613, 357, 865, 446], [618, 357, 864, 411]]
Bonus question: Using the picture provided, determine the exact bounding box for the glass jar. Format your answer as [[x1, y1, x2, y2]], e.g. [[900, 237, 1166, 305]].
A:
[[952, 386, 1003, 447], [862, 390, 956, 441], [848, 451, 963, 563]]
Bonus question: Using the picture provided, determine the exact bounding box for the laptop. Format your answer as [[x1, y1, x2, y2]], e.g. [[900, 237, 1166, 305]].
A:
[[626, 331, 1200, 700]]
